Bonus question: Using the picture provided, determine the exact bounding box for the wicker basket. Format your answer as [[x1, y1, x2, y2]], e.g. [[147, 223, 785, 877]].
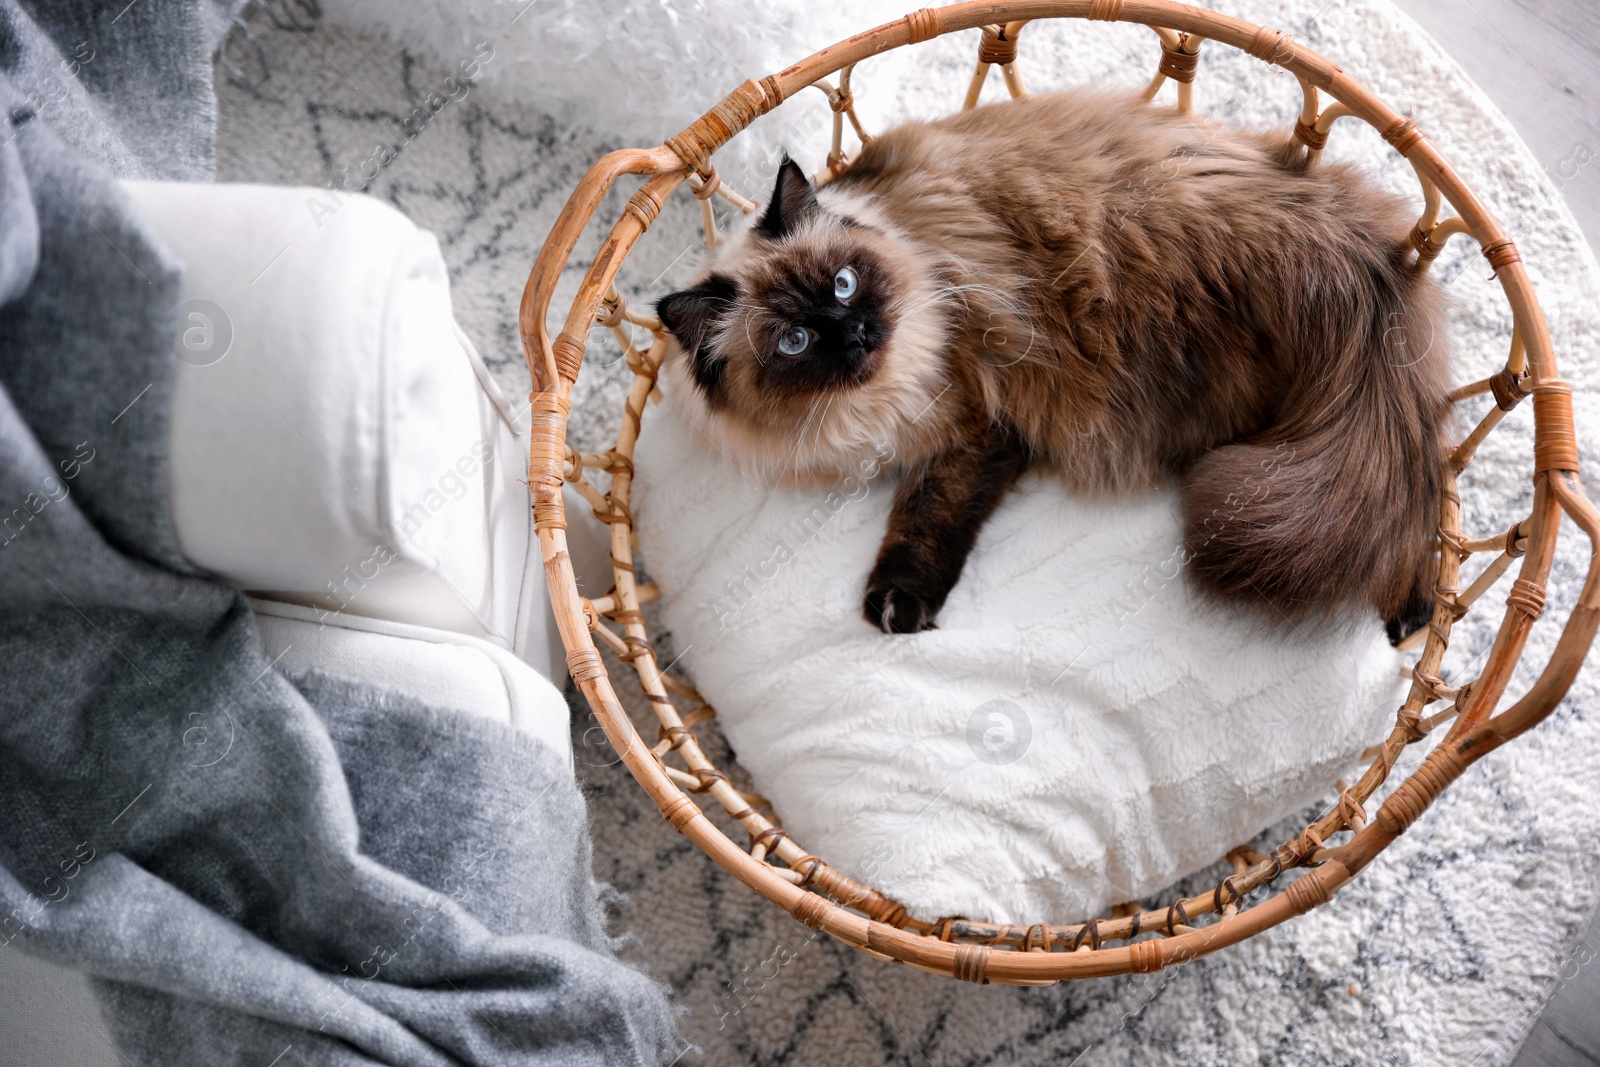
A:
[[518, 0, 1600, 984]]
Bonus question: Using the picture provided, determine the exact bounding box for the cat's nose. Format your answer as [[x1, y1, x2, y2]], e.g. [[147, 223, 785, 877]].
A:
[[846, 322, 867, 344]]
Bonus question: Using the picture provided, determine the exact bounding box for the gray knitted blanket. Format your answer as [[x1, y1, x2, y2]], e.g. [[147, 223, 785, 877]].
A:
[[0, 3, 676, 1063]]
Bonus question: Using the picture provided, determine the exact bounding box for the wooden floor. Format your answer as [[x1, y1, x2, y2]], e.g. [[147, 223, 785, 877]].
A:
[[1384, 6, 1600, 1063]]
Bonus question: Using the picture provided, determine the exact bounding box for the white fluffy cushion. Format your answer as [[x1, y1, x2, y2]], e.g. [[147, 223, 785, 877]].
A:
[[123, 181, 558, 678], [633, 394, 1406, 923]]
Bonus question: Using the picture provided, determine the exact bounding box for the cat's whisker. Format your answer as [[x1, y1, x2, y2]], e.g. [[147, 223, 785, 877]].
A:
[[736, 307, 763, 363], [788, 394, 826, 480], [890, 281, 1025, 322], [811, 393, 838, 463]]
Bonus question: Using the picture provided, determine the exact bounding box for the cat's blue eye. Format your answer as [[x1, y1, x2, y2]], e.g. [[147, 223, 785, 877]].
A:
[[777, 326, 813, 357], [834, 266, 858, 302]]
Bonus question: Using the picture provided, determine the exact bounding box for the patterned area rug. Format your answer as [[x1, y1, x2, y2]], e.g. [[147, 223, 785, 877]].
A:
[[214, 2, 1600, 1063]]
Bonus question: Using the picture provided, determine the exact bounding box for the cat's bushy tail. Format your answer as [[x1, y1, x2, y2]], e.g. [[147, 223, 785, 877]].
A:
[[1180, 264, 1450, 641]]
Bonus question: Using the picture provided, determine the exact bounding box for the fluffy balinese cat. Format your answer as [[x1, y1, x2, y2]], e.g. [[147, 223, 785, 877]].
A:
[[657, 89, 1450, 641]]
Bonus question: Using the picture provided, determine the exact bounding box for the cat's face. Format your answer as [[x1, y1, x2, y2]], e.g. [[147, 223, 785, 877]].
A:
[[656, 159, 949, 479], [658, 160, 904, 405]]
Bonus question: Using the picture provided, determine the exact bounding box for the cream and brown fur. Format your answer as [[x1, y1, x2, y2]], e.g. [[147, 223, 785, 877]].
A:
[[658, 89, 1451, 640]]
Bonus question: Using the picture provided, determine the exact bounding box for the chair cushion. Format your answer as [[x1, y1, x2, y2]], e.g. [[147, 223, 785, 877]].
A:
[[633, 394, 1405, 924], [252, 599, 571, 762], [122, 180, 558, 678]]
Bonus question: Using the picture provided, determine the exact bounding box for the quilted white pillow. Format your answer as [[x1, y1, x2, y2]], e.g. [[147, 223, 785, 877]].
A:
[[633, 390, 1406, 923]]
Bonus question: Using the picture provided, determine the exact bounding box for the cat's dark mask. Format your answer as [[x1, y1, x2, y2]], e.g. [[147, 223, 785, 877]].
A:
[[657, 157, 893, 405]]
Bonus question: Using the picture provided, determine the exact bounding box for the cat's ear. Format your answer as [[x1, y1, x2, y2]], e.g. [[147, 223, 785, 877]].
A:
[[657, 275, 737, 398], [756, 156, 820, 239]]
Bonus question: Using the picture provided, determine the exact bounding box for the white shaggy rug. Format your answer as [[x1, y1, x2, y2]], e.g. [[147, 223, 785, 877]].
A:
[[215, 1, 1600, 1063]]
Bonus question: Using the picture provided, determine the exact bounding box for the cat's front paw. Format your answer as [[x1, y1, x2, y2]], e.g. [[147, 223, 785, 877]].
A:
[[863, 571, 944, 634]]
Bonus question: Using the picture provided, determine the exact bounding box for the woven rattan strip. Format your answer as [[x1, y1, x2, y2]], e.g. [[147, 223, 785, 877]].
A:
[[1534, 381, 1580, 473], [1245, 26, 1289, 62], [1483, 239, 1522, 272], [1381, 115, 1424, 152], [978, 25, 1019, 65], [1158, 43, 1200, 82], [1294, 118, 1329, 150]]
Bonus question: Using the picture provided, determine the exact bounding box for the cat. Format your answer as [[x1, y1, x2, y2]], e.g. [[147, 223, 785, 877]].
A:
[[656, 88, 1450, 642]]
